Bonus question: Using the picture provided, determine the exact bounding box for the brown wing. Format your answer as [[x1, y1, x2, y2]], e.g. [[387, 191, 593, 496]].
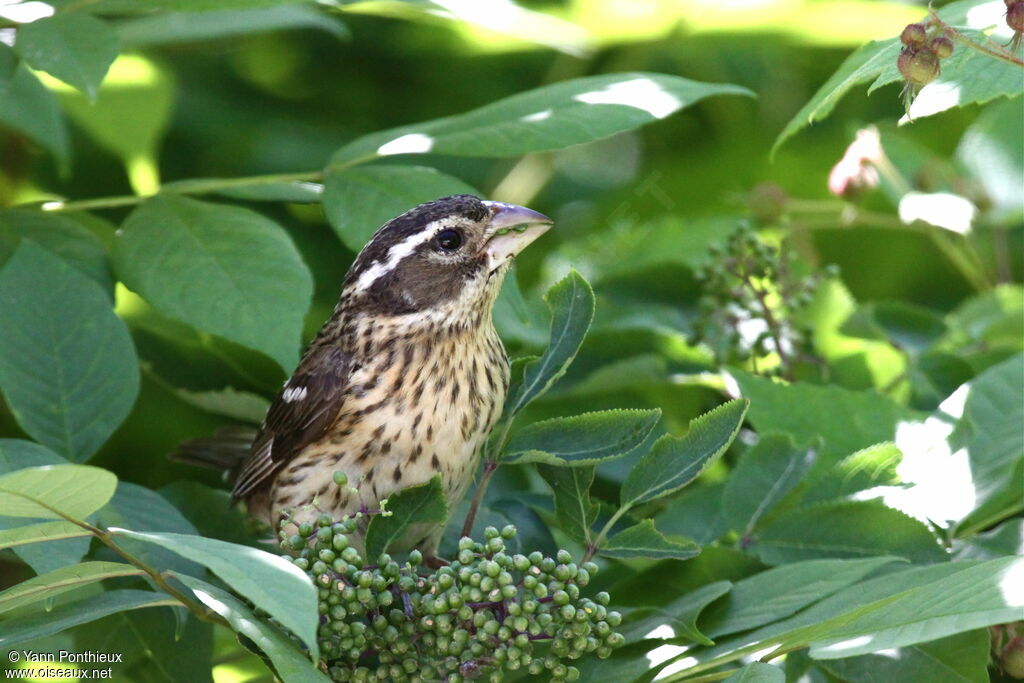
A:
[[231, 345, 351, 501]]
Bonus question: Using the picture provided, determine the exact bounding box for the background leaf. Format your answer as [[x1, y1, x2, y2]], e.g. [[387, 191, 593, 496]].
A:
[[0, 210, 113, 294], [722, 434, 817, 535], [15, 13, 120, 100], [0, 464, 117, 521], [538, 464, 598, 543], [0, 240, 137, 461], [322, 165, 479, 251], [113, 195, 313, 372]]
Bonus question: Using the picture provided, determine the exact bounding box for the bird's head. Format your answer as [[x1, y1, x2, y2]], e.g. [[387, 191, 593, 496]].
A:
[[339, 194, 552, 333]]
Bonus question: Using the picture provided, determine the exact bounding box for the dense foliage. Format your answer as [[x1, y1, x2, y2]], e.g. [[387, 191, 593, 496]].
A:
[[0, 0, 1021, 682]]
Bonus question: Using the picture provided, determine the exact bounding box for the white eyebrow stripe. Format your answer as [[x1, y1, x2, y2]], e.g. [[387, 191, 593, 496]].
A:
[[352, 230, 435, 293]]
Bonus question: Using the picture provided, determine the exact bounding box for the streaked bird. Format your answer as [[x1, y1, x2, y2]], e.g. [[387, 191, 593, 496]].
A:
[[179, 195, 552, 557]]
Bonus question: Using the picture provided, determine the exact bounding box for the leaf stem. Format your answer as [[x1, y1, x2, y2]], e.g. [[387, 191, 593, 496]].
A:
[[928, 8, 1024, 67], [461, 461, 499, 538], [582, 503, 631, 563]]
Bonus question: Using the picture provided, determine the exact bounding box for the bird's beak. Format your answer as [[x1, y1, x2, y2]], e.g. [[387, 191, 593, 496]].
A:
[[481, 201, 553, 273]]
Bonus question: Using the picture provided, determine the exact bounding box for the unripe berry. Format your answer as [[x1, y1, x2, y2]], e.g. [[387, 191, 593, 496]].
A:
[[930, 35, 954, 58], [900, 23, 927, 46], [898, 47, 940, 87]]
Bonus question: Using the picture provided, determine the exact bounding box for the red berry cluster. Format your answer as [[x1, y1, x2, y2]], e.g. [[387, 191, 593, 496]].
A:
[[897, 23, 954, 90]]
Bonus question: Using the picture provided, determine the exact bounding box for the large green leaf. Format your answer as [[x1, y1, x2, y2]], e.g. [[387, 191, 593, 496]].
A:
[[658, 559, 1020, 679], [957, 97, 1024, 225], [0, 561, 142, 616], [807, 557, 1023, 658], [749, 500, 947, 565], [0, 590, 177, 647], [502, 270, 595, 420], [322, 165, 479, 252], [176, 574, 329, 683], [656, 483, 729, 546], [722, 434, 816, 535], [110, 529, 319, 661], [621, 580, 732, 646], [113, 195, 313, 372], [956, 354, 1024, 531], [0, 464, 116, 521], [818, 629, 990, 683], [504, 409, 661, 466], [0, 65, 69, 165], [364, 476, 448, 559], [732, 371, 919, 465], [774, 0, 1024, 153], [0, 242, 138, 461], [538, 464, 598, 543], [0, 210, 113, 295], [15, 13, 119, 100], [118, 6, 348, 46], [621, 399, 748, 507], [701, 557, 901, 640], [0, 521, 90, 551], [600, 519, 699, 561], [723, 663, 784, 683], [332, 72, 752, 165]]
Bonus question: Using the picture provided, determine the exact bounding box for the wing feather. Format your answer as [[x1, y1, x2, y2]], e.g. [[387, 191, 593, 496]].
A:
[[231, 345, 350, 501]]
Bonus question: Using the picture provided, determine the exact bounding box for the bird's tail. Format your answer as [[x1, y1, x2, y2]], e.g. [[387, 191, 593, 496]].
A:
[[170, 425, 257, 477]]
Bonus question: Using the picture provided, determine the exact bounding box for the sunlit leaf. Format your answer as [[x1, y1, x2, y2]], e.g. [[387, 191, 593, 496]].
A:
[[723, 663, 784, 683], [332, 72, 753, 164], [818, 629, 990, 683], [0, 464, 117, 521]]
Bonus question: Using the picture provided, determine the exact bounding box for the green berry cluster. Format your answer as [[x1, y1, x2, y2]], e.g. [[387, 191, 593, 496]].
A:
[[279, 519, 623, 682], [692, 223, 834, 379]]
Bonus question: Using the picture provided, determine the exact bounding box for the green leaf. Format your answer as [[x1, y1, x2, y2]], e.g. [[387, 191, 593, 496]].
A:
[[0, 209, 113, 295], [621, 399, 748, 507], [957, 354, 1024, 532], [118, 6, 348, 46], [732, 371, 919, 464], [601, 519, 700, 560], [0, 561, 142, 616], [0, 464, 117, 520], [955, 518, 1024, 561], [175, 575, 329, 683], [332, 72, 753, 164], [0, 43, 16, 93], [365, 476, 448, 559], [723, 663, 784, 683], [0, 590, 177, 648], [804, 442, 903, 505], [113, 195, 313, 372], [749, 499, 947, 565], [656, 483, 729, 546], [163, 178, 323, 204], [817, 629, 990, 683], [503, 270, 595, 418], [701, 557, 902, 639], [0, 440, 91, 574], [504, 409, 661, 466], [110, 529, 319, 661], [54, 54, 175, 171], [807, 558, 1023, 658], [0, 521, 90, 551], [15, 13, 120, 100], [322, 165, 479, 251], [537, 465, 598, 542], [663, 559, 1020, 678], [957, 98, 1024, 225], [621, 580, 732, 646], [0, 65, 69, 165], [774, 1, 1023, 153], [722, 434, 816, 535], [0, 243, 138, 460]]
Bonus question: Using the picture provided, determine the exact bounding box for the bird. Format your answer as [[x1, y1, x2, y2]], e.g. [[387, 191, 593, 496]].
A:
[[181, 195, 552, 557]]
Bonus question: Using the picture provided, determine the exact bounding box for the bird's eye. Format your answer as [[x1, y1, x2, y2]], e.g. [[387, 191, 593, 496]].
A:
[[434, 229, 463, 252]]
